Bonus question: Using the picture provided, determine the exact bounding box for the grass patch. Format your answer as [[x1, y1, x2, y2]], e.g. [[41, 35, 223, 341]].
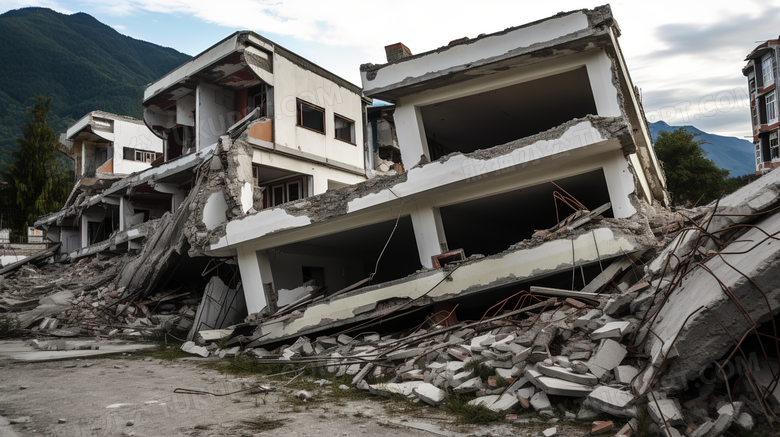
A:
[[445, 392, 505, 424], [634, 404, 654, 437], [242, 416, 285, 432], [0, 314, 21, 336], [463, 359, 496, 382]]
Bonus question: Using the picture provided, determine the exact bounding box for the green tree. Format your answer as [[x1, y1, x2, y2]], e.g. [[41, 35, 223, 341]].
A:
[[654, 128, 730, 206], [0, 96, 72, 236]]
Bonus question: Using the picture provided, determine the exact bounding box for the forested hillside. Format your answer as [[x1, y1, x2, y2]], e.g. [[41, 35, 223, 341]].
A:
[[0, 7, 190, 170]]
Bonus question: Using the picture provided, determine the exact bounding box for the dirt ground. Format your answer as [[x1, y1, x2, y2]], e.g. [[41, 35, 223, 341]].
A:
[[0, 340, 592, 437]]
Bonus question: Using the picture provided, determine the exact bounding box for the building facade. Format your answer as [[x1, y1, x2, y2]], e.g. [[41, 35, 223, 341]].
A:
[[744, 39, 780, 173]]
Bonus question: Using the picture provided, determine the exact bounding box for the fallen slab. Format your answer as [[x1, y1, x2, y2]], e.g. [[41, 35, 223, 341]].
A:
[[588, 386, 636, 418], [0, 340, 155, 361], [526, 369, 594, 397]]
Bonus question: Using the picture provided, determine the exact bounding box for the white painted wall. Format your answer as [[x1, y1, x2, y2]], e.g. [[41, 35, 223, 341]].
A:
[[113, 120, 164, 175], [392, 49, 622, 169], [197, 83, 237, 151], [361, 12, 589, 94], [271, 54, 365, 171]]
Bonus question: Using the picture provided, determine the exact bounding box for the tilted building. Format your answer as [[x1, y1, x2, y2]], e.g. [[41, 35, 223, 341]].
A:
[[743, 38, 780, 173]]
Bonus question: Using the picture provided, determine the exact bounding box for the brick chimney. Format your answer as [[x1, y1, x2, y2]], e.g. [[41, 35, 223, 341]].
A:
[[384, 43, 412, 63]]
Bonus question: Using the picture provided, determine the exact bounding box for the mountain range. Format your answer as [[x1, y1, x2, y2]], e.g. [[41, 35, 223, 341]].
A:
[[0, 7, 191, 170], [648, 121, 755, 177]]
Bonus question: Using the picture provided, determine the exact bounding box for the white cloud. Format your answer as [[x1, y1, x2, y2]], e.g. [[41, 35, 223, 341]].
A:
[[69, 0, 780, 137]]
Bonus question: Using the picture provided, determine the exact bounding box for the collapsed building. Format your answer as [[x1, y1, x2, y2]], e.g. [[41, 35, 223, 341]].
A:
[[11, 4, 780, 435]]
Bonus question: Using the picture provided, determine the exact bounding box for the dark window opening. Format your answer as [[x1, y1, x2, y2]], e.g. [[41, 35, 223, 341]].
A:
[[335, 114, 355, 144], [302, 266, 325, 288], [297, 99, 325, 134], [253, 164, 309, 209], [439, 169, 612, 257], [420, 67, 598, 160]]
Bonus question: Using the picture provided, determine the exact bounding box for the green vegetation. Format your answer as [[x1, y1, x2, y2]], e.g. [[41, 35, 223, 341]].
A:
[[0, 96, 72, 236], [0, 7, 190, 174], [654, 128, 757, 206], [0, 314, 20, 335], [445, 392, 505, 424], [464, 359, 496, 382]]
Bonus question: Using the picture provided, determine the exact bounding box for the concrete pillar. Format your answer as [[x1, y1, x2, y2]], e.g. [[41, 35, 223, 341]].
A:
[[393, 103, 430, 169], [409, 199, 448, 268], [602, 150, 638, 218], [119, 196, 134, 230], [80, 214, 89, 248], [236, 246, 276, 314]]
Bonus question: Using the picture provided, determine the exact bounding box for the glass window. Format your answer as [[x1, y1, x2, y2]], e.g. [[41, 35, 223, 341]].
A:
[[763, 56, 774, 86], [771, 133, 779, 160], [297, 99, 325, 134], [334, 114, 355, 143], [756, 143, 762, 166], [767, 92, 777, 123]]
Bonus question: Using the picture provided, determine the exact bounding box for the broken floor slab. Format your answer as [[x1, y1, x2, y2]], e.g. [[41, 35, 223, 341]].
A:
[[249, 221, 653, 346], [641, 206, 780, 392]]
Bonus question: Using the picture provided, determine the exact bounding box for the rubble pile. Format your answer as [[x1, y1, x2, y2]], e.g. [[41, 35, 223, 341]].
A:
[[0, 255, 201, 337], [178, 189, 780, 435]]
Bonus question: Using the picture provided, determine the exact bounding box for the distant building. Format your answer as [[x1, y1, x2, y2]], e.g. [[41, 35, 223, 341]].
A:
[[744, 39, 780, 173]]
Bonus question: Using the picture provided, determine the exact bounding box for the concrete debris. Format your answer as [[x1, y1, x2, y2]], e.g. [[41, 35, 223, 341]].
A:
[[647, 398, 685, 427], [587, 339, 627, 378]]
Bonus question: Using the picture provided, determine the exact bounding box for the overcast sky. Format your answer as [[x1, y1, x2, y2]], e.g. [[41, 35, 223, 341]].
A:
[[2, 0, 779, 139]]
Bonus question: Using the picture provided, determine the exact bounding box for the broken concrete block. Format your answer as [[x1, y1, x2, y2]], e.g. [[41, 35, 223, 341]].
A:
[[533, 325, 558, 348], [574, 309, 603, 329], [337, 334, 353, 345], [469, 393, 519, 412], [515, 324, 543, 346], [735, 412, 754, 431], [648, 398, 684, 427], [578, 405, 599, 420], [587, 386, 636, 418], [386, 347, 424, 361], [181, 341, 209, 358], [614, 365, 639, 384], [602, 293, 636, 317], [526, 369, 594, 397], [454, 377, 483, 393], [496, 367, 520, 379], [368, 382, 424, 398], [587, 339, 627, 378], [414, 383, 446, 406], [449, 370, 474, 387], [537, 364, 598, 386], [689, 421, 713, 437], [543, 427, 557, 437], [570, 351, 592, 361], [591, 321, 631, 340], [295, 390, 313, 401], [571, 361, 590, 375], [530, 391, 551, 410]]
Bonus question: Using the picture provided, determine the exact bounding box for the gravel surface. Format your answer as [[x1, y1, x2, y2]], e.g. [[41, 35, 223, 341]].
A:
[[0, 341, 592, 437]]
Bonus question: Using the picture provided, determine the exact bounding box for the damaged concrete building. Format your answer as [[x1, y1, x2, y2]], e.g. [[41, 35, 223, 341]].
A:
[[35, 111, 164, 256], [192, 5, 669, 345], [31, 5, 672, 340], [13, 4, 780, 435]]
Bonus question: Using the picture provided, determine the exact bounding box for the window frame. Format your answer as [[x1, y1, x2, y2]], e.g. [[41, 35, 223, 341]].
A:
[[763, 56, 774, 87], [771, 132, 780, 160], [296, 99, 325, 135], [333, 113, 356, 145], [767, 91, 778, 124], [756, 142, 762, 166]]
